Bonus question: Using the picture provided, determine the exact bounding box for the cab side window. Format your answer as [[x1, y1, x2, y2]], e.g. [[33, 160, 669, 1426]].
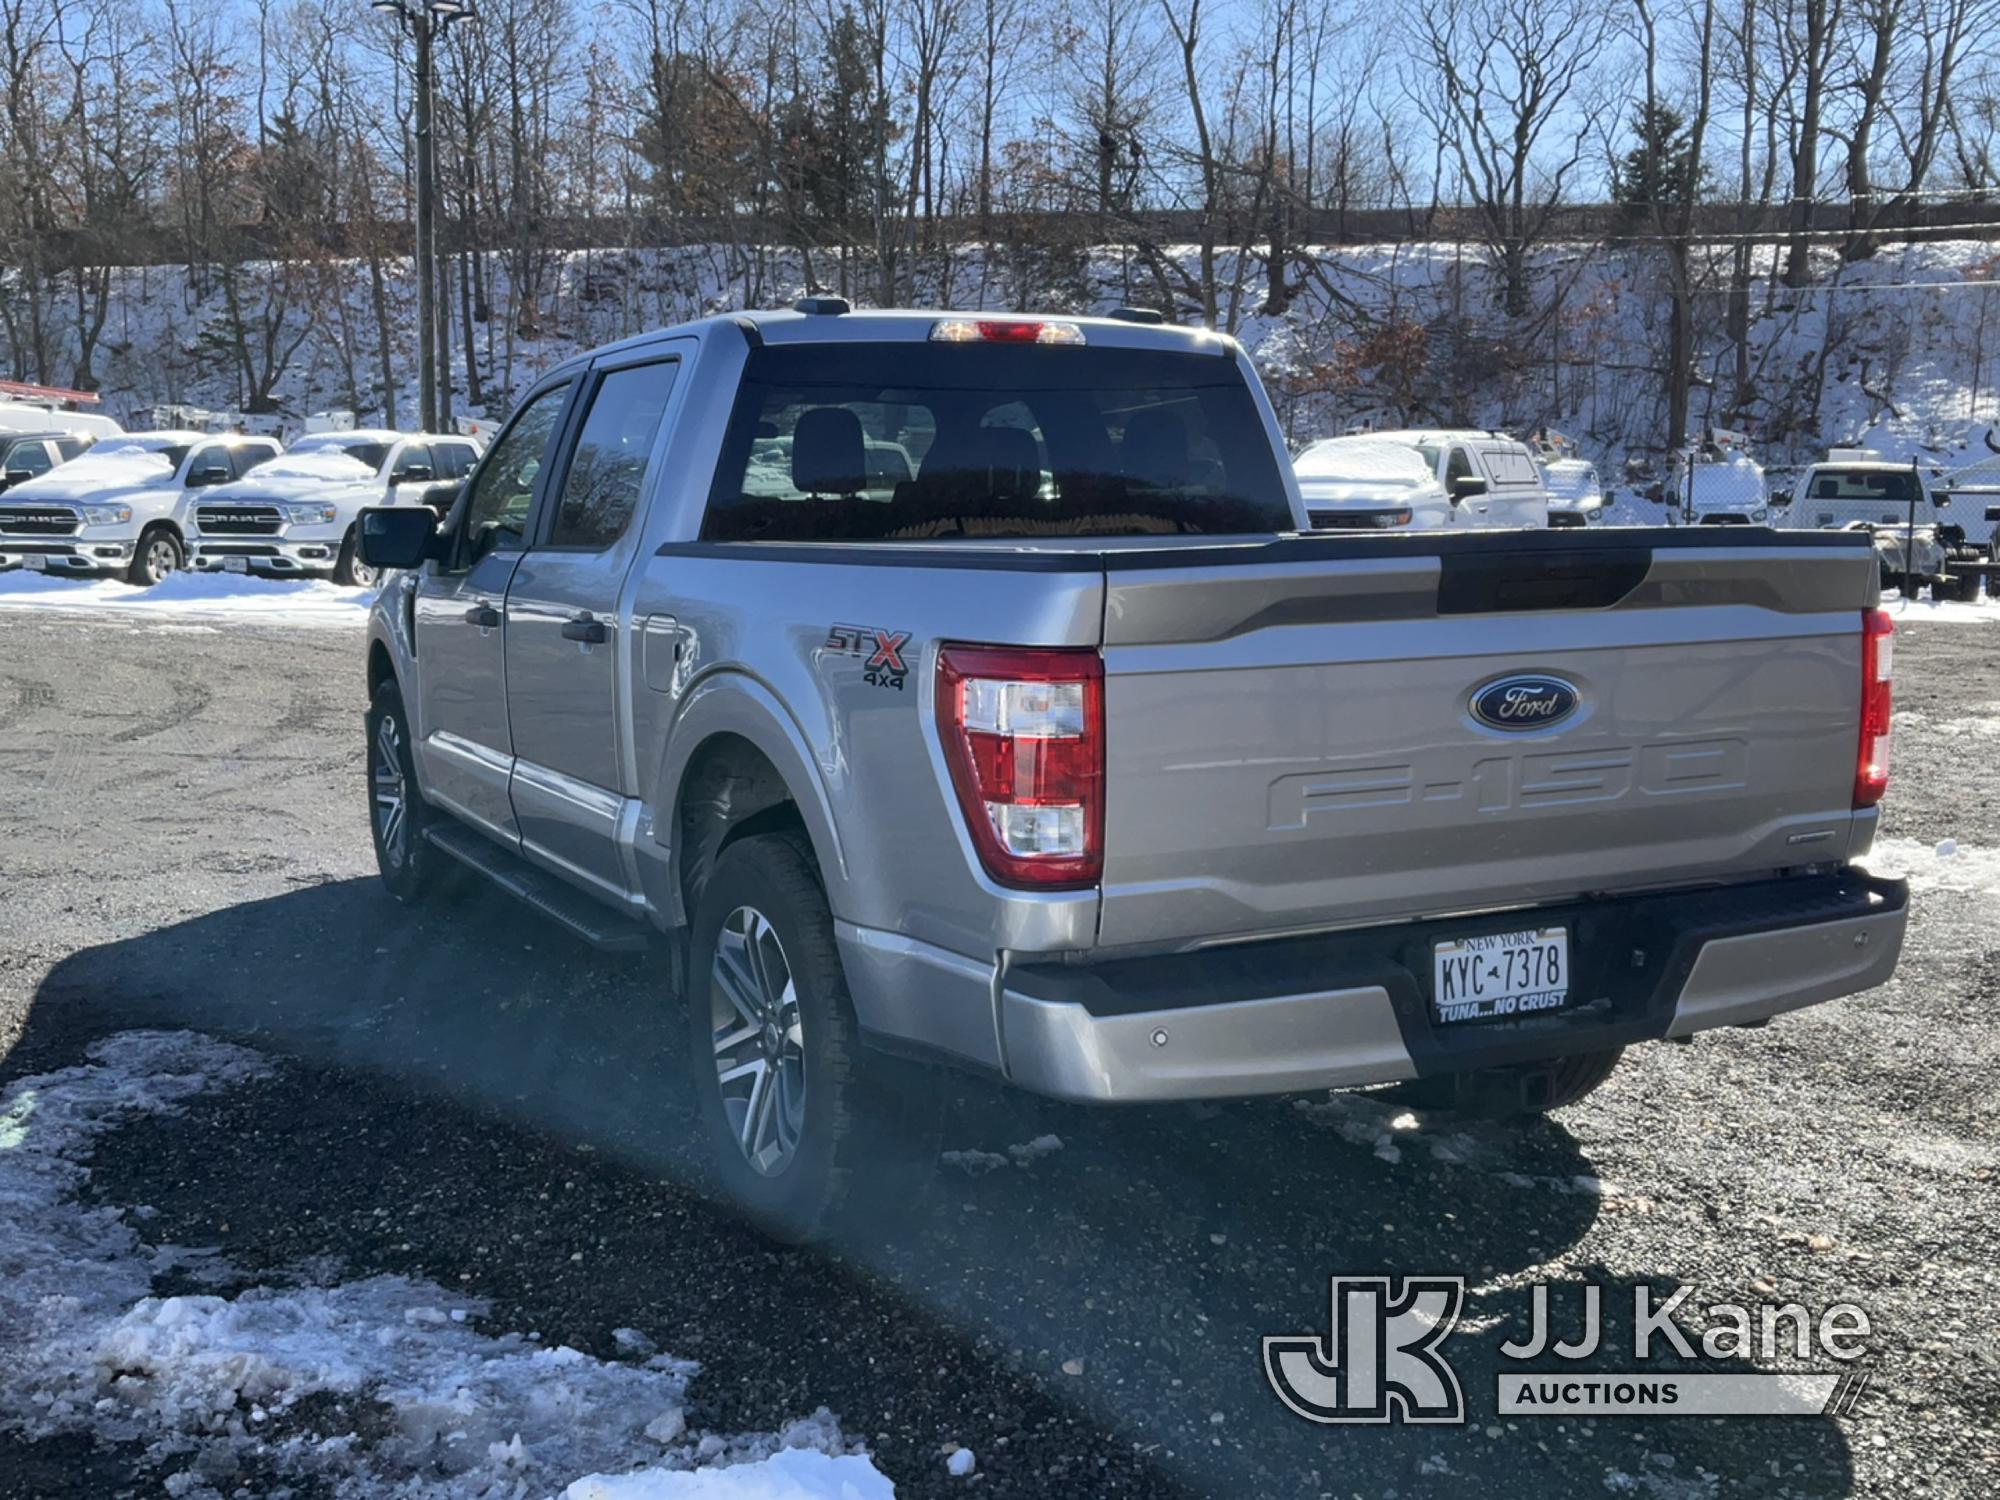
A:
[[547, 361, 677, 549], [4, 441, 53, 479], [458, 383, 571, 567], [436, 444, 477, 480], [1444, 447, 1476, 490], [187, 446, 236, 486], [235, 442, 278, 476], [393, 445, 436, 482]]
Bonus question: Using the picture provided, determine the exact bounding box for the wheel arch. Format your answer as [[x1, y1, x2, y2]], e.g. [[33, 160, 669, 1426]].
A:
[[651, 676, 849, 932]]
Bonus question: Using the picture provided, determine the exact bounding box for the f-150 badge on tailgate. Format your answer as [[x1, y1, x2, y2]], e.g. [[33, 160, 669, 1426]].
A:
[[1471, 675, 1579, 731]]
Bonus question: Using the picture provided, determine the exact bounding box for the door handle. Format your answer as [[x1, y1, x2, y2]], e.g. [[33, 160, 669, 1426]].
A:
[[562, 614, 608, 644], [464, 604, 500, 628]]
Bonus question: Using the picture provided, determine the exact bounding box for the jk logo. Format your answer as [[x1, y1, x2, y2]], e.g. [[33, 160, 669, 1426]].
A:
[[1263, 1276, 1466, 1425]]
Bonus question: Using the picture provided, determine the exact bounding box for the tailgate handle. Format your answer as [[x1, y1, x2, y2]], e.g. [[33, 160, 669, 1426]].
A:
[[1437, 549, 1651, 614]]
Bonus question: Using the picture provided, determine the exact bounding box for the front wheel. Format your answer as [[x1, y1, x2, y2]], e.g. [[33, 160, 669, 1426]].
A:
[[686, 832, 938, 1243], [127, 527, 182, 587], [334, 528, 379, 588], [365, 678, 452, 902]]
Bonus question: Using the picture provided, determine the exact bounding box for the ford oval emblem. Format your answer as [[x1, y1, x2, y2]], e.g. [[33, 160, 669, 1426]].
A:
[[1471, 674, 1579, 731]]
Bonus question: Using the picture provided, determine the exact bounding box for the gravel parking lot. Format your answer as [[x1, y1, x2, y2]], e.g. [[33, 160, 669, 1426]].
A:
[[0, 605, 1995, 1498]]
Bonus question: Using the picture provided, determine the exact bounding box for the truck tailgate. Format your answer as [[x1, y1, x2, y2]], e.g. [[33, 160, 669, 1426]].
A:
[[1097, 532, 1877, 948]]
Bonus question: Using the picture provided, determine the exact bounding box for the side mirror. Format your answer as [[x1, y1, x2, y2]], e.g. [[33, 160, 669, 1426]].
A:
[[1768, 488, 1792, 507], [1449, 474, 1489, 500], [397, 465, 435, 484], [359, 505, 440, 569], [1933, 490, 1950, 508], [418, 480, 464, 518], [190, 466, 233, 487], [3, 469, 33, 484], [1986, 505, 2000, 524]]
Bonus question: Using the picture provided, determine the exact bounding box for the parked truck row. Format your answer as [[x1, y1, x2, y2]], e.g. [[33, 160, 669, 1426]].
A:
[[0, 425, 480, 586], [350, 302, 1909, 1244]]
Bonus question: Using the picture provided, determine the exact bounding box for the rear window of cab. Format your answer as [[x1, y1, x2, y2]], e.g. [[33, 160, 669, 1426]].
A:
[[700, 342, 1294, 542]]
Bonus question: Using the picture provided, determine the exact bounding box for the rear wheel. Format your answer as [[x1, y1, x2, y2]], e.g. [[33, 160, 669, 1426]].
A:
[[126, 526, 182, 587], [687, 832, 938, 1243], [1389, 1046, 1624, 1117]]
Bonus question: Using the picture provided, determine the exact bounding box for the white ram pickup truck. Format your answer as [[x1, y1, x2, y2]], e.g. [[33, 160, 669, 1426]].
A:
[[0, 432, 280, 584], [187, 429, 482, 587]]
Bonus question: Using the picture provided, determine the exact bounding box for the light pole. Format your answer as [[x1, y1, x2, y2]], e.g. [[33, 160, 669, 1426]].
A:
[[371, 0, 475, 435]]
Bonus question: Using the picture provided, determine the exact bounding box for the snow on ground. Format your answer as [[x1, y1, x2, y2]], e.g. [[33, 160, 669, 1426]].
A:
[[0, 1031, 893, 1499], [0, 570, 374, 628], [1882, 588, 2000, 624], [1862, 836, 2000, 895]]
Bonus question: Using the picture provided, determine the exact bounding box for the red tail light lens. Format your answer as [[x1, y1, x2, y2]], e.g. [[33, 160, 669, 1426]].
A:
[[1855, 607, 1894, 807], [936, 644, 1104, 888]]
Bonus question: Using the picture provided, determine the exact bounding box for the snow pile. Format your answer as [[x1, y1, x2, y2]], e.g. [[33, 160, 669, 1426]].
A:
[[0, 1030, 894, 1499], [565, 1447, 897, 1499], [0, 569, 376, 627], [234, 450, 376, 483], [20, 445, 177, 488]]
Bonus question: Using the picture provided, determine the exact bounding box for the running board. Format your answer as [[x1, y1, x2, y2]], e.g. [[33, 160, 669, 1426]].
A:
[[423, 822, 653, 953]]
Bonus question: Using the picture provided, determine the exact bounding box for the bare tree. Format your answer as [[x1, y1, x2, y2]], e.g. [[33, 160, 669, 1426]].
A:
[[1410, 0, 1607, 318]]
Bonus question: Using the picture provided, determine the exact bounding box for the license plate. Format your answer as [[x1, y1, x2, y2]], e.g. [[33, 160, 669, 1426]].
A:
[[1432, 927, 1569, 1024], [23, 554, 45, 571], [223, 556, 248, 573]]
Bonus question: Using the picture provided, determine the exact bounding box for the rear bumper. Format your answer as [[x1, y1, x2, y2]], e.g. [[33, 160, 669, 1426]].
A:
[[841, 871, 1907, 1103]]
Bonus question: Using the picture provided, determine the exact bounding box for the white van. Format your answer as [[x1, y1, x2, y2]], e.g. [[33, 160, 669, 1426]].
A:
[[1355, 429, 1550, 528], [0, 402, 124, 442]]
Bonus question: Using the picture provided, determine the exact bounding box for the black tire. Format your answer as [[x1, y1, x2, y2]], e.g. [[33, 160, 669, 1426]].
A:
[[364, 678, 453, 902], [1388, 1046, 1624, 1117], [686, 831, 938, 1244], [126, 526, 182, 586], [1948, 571, 1982, 603], [334, 527, 379, 589]]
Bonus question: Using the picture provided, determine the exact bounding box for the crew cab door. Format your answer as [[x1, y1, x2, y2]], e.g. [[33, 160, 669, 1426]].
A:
[[411, 378, 576, 843], [1442, 444, 1490, 527], [388, 443, 438, 506], [502, 353, 680, 897]]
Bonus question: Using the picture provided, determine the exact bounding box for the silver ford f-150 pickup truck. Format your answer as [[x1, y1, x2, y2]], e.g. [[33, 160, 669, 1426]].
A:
[[358, 304, 1908, 1242]]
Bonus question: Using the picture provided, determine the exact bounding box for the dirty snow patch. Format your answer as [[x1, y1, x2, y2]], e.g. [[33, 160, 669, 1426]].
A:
[[1863, 836, 2000, 894], [0, 570, 374, 627], [0, 1030, 891, 1498], [1881, 590, 2000, 624]]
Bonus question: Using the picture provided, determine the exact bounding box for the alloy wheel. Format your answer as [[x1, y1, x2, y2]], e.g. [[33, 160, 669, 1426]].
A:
[[709, 905, 806, 1176], [372, 713, 408, 867]]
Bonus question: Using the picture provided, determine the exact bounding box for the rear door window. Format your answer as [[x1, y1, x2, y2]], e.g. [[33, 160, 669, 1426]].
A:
[[1479, 446, 1541, 486], [546, 360, 677, 549], [701, 343, 1293, 541]]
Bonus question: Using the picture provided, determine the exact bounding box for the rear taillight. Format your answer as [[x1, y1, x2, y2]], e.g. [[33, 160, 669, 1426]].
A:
[[936, 644, 1104, 888], [1855, 607, 1894, 807]]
